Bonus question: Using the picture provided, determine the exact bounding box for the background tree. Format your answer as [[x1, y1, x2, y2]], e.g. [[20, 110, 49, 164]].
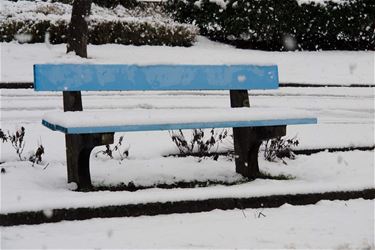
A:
[[67, 0, 92, 58]]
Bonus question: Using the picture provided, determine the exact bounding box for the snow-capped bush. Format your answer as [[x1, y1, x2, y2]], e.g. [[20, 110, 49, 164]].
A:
[[165, 0, 374, 51], [0, 0, 198, 46], [169, 128, 229, 157], [263, 137, 299, 164], [0, 127, 45, 164], [4, 0, 140, 8]]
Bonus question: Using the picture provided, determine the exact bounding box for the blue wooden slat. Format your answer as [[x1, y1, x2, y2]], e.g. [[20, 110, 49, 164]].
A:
[[42, 118, 317, 134], [34, 64, 279, 91]]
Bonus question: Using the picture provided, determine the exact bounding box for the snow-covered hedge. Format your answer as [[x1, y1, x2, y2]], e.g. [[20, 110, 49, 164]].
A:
[[0, 1, 198, 46], [6, 0, 140, 8], [165, 0, 374, 51]]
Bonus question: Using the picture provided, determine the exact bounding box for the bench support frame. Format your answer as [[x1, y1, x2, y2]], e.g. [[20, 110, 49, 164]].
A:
[[65, 133, 114, 190], [63, 91, 114, 190], [230, 90, 286, 179], [62, 90, 286, 190]]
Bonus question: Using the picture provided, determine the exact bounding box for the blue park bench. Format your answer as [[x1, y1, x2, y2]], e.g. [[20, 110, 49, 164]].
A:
[[34, 64, 317, 190]]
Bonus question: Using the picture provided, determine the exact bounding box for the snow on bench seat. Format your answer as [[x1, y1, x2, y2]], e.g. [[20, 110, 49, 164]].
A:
[[42, 107, 317, 134]]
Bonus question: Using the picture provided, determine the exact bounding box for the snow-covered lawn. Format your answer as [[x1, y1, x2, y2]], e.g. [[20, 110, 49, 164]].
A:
[[1, 148, 374, 214], [1, 81, 373, 215], [2, 199, 374, 249], [0, 38, 374, 248], [1, 37, 374, 85]]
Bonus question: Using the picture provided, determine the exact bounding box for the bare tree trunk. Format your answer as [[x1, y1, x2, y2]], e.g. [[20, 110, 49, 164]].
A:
[[67, 0, 92, 58]]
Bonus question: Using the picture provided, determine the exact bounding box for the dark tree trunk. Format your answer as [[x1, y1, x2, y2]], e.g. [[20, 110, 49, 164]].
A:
[[66, 0, 92, 58]]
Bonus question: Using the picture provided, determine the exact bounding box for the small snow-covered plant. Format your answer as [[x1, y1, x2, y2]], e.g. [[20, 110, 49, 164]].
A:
[[29, 145, 45, 166], [0, 127, 45, 163], [169, 128, 229, 157], [0, 129, 7, 142], [95, 136, 129, 161], [263, 136, 299, 164], [8, 127, 26, 161]]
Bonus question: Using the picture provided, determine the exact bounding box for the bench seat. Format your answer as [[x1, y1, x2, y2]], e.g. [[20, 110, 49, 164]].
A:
[[42, 107, 317, 134], [34, 63, 318, 190]]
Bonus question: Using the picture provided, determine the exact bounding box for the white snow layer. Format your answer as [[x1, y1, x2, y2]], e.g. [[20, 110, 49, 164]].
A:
[[2, 199, 374, 249], [43, 107, 315, 129], [1, 147, 374, 213], [1, 37, 374, 85]]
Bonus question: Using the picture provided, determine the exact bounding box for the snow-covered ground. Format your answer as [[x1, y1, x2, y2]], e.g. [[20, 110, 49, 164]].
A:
[[1, 37, 374, 85], [0, 38, 374, 248], [1, 147, 374, 214], [2, 199, 374, 249]]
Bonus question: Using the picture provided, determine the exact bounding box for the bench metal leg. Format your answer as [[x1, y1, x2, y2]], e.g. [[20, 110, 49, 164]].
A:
[[232, 126, 287, 179], [65, 133, 114, 191], [62, 91, 114, 190], [230, 90, 262, 179], [232, 127, 262, 179], [230, 89, 287, 179]]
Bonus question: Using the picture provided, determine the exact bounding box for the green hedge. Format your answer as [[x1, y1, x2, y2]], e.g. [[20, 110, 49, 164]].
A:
[[0, 20, 68, 44], [0, 18, 197, 46], [165, 0, 375, 51], [1, 1, 198, 46], [89, 20, 197, 46], [50, 0, 141, 9]]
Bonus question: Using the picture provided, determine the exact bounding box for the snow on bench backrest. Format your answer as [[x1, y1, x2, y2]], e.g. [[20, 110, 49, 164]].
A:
[[34, 64, 279, 91]]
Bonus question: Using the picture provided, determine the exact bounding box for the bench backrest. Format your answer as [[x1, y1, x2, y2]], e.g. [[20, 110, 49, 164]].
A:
[[34, 64, 278, 91]]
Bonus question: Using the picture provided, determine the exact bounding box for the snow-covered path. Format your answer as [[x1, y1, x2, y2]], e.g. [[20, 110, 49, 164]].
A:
[[2, 199, 374, 249]]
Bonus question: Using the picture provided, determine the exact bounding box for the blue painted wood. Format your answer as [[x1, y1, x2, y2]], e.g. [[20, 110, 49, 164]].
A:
[[34, 64, 279, 91], [42, 117, 317, 134]]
